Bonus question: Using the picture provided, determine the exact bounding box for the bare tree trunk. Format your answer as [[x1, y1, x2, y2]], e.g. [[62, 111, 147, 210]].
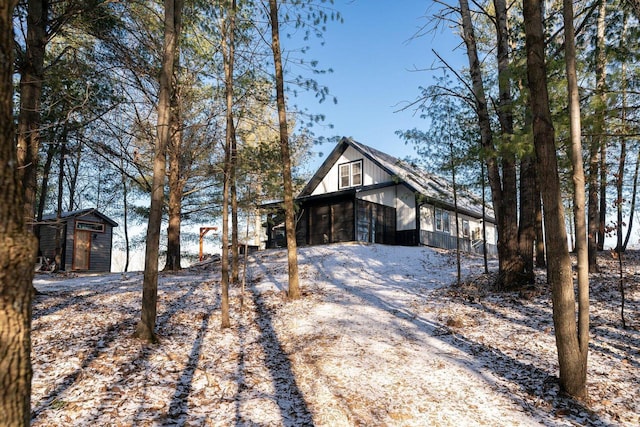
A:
[[615, 13, 629, 254], [459, 0, 527, 289], [268, 0, 300, 299], [120, 156, 130, 272], [493, 0, 528, 288], [17, 0, 48, 230], [231, 142, 239, 284], [563, 0, 589, 396], [524, 0, 587, 400], [535, 180, 546, 268], [589, 0, 607, 271], [36, 143, 56, 240], [67, 140, 82, 211], [0, 1, 39, 423], [519, 155, 537, 280], [54, 142, 65, 271], [134, 0, 183, 343], [598, 135, 607, 251], [220, 0, 238, 328], [622, 146, 639, 251], [164, 81, 183, 271]]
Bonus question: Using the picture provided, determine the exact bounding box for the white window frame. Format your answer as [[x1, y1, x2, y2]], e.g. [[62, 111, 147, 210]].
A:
[[462, 219, 470, 238], [338, 160, 363, 189], [435, 208, 450, 233]]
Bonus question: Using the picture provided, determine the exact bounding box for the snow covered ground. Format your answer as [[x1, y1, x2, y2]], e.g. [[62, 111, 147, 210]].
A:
[[31, 243, 639, 426]]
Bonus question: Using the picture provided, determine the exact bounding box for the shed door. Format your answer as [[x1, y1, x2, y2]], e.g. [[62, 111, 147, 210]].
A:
[[73, 230, 91, 270]]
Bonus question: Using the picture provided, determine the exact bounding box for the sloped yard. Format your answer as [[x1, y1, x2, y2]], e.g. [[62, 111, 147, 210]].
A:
[[31, 244, 639, 426]]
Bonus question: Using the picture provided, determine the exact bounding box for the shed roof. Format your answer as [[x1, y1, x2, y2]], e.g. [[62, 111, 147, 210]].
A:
[[42, 208, 119, 227]]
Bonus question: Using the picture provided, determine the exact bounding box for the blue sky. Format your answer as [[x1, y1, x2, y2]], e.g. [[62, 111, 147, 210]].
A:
[[285, 0, 467, 171]]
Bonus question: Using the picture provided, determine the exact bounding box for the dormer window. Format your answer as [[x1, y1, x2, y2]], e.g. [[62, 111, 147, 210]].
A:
[[339, 160, 362, 189]]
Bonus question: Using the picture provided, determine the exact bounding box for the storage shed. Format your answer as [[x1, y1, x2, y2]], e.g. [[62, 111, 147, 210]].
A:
[[38, 208, 118, 272]]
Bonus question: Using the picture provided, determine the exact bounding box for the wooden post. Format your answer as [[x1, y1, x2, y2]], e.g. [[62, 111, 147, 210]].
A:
[[199, 226, 218, 261]]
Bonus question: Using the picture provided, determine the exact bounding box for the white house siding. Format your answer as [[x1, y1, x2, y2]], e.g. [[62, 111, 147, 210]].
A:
[[420, 204, 434, 232], [311, 146, 392, 195], [358, 186, 396, 208], [395, 185, 416, 231]]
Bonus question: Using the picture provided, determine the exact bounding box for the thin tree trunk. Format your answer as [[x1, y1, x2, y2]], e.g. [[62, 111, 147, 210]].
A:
[[615, 13, 628, 254], [134, 0, 182, 343], [524, 0, 587, 400], [120, 156, 130, 272], [17, 0, 48, 230], [588, 0, 607, 270], [220, 0, 238, 328], [622, 146, 639, 250], [564, 0, 589, 396], [535, 179, 546, 267], [164, 81, 183, 271], [481, 161, 488, 273], [54, 142, 65, 271], [268, 0, 300, 299], [231, 144, 239, 284], [0, 1, 39, 423], [36, 143, 56, 240], [450, 140, 461, 284], [598, 134, 607, 251]]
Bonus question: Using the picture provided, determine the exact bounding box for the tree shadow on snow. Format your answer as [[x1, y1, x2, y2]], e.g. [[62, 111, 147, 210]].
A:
[[245, 288, 314, 426], [31, 278, 217, 426], [319, 264, 616, 427]]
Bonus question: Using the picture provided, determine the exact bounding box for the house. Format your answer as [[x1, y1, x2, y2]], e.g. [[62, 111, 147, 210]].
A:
[[266, 137, 497, 255], [38, 208, 118, 272]]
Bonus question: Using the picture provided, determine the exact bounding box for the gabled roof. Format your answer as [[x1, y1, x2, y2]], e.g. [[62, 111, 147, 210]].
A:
[[301, 137, 495, 222], [42, 208, 119, 227]]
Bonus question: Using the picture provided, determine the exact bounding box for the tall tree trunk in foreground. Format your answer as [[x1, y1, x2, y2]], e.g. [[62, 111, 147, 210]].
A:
[[588, 0, 607, 271], [524, 0, 587, 400], [563, 0, 589, 395], [17, 0, 48, 228], [0, 1, 38, 423], [268, 0, 300, 299], [134, 0, 183, 342]]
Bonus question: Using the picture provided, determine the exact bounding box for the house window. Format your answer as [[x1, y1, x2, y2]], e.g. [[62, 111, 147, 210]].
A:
[[338, 160, 363, 189], [435, 208, 450, 233], [462, 220, 470, 238], [76, 221, 104, 232]]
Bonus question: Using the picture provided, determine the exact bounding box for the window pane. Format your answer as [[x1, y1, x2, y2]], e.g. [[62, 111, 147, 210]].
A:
[[352, 162, 362, 186], [435, 209, 442, 231], [443, 211, 450, 233], [339, 164, 350, 188]]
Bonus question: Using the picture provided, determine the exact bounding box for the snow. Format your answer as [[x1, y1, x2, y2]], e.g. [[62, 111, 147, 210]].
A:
[[31, 243, 639, 426]]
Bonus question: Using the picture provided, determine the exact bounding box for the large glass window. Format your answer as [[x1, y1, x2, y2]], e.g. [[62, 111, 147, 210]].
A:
[[338, 160, 363, 189]]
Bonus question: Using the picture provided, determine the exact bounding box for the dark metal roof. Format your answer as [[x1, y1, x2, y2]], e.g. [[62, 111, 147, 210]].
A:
[[41, 208, 119, 227]]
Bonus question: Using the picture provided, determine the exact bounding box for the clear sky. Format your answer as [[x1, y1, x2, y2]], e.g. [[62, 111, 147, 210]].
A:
[[284, 0, 467, 171]]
